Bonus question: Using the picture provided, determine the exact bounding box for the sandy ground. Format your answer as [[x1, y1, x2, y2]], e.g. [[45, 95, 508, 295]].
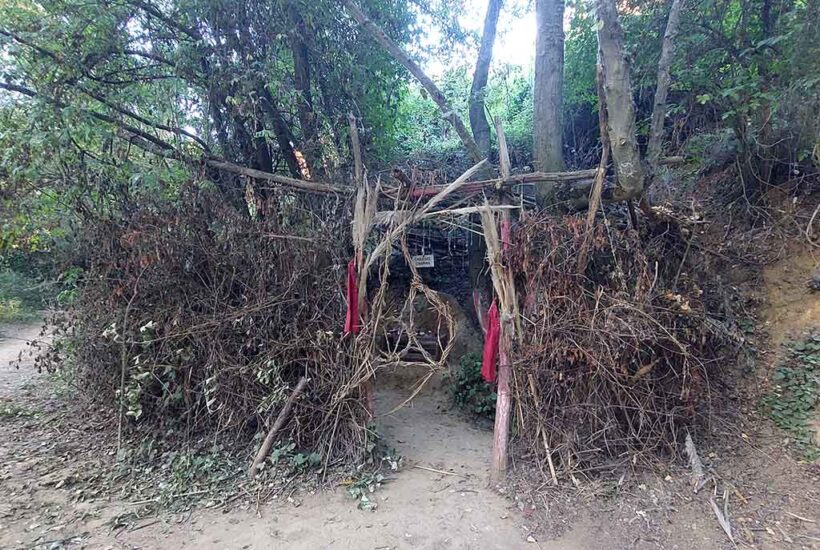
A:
[[0, 323, 594, 550], [111, 390, 597, 550], [0, 322, 45, 399]]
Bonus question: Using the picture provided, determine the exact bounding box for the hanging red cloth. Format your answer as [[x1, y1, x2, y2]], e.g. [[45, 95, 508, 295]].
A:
[[344, 259, 360, 335], [481, 299, 500, 383]]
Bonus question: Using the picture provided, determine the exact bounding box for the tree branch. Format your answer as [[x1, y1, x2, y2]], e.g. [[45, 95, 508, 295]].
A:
[[1, 81, 348, 195], [341, 0, 484, 164]]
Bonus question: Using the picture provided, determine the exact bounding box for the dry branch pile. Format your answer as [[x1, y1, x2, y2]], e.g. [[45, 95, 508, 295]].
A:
[[42, 185, 372, 466], [510, 213, 728, 476]]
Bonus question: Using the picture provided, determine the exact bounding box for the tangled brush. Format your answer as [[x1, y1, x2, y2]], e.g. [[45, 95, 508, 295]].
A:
[[510, 213, 728, 476], [42, 184, 372, 466]]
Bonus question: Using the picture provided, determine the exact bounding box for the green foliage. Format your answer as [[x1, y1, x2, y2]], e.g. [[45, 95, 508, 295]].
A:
[[564, 1, 598, 112], [449, 352, 496, 420], [761, 335, 820, 461], [345, 471, 386, 511], [0, 402, 39, 419], [260, 441, 323, 474], [0, 268, 47, 322], [342, 424, 401, 510], [114, 440, 240, 506]]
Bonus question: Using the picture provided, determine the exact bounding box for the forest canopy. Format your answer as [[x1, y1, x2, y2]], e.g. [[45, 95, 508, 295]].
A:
[[1, 0, 818, 247]]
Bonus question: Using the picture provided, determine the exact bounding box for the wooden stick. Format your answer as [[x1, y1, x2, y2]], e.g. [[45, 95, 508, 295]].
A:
[[495, 117, 511, 181], [482, 171, 518, 485], [527, 374, 558, 485], [248, 376, 309, 478], [348, 113, 363, 186], [347, 115, 375, 417], [490, 327, 512, 485], [578, 52, 611, 272], [785, 511, 816, 523], [205, 160, 348, 195], [413, 464, 468, 478]]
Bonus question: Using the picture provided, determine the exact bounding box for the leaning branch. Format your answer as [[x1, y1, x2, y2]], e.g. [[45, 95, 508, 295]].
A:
[[341, 0, 484, 164], [249, 376, 310, 478], [205, 160, 348, 194], [1, 82, 347, 195]]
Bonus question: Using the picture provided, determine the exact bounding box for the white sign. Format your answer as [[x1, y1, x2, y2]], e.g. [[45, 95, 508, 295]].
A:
[[411, 254, 435, 268]]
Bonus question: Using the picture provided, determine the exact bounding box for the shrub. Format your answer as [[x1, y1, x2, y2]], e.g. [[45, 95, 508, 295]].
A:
[[449, 352, 496, 421]]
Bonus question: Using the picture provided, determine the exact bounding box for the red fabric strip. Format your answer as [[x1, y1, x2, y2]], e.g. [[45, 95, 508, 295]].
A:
[[344, 259, 360, 335], [481, 299, 500, 383]]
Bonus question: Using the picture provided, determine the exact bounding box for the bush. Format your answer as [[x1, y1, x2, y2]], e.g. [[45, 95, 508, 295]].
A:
[[0, 268, 47, 322], [39, 186, 372, 464], [449, 352, 496, 421]]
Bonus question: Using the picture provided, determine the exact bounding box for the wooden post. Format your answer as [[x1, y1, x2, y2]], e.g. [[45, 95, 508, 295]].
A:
[[577, 51, 611, 272], [348, 113, 375, 417], [490, 314, 513, 484], [489, 119, 515, 485]]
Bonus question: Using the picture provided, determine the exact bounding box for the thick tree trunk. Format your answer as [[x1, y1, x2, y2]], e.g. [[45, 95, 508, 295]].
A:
[[595, 0, 645, 201], [342, 0, 484, 164], [287, 2, 319, 175], [469, 0, 503, 159], [646, 0, 684, 176], [533, 0, 565, 185]]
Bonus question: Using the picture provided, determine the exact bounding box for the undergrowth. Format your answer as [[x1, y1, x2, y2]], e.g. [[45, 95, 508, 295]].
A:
[[449, 352, 496, 421], [762, 334, 820, 461], [0, 268, 47, 322]]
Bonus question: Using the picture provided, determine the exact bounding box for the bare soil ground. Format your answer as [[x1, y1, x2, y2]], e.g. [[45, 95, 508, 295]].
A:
[[0, 325, 591, 549], [0, 245, 818, 550]]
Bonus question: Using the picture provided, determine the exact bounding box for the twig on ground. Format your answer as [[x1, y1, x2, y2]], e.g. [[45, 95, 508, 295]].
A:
[[785, 510, 816, 523], [709, 493, 734, 544], [413, 464, 468, 478]]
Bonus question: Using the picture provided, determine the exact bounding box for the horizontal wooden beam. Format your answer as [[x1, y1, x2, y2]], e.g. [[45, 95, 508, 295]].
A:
[[205, 160, 350, 195], [398, 169, 598, 198]]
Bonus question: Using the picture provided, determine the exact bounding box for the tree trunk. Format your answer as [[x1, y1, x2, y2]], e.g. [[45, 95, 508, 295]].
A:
[[646, 0, 684, 177], [286, 2, 319, 175], [469, 0, 503, 159], [342, 0, 484, 164], [595, 0, 645, 201], [533, 0, 565, 187], [260, 88, 303, 179]]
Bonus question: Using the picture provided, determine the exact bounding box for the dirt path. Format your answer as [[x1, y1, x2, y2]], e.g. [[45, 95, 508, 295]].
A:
[[114, 390, 594, 550], [0, 323, 594, 549], [3, 317, 819, 549], [0, 322, 46, 399]]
